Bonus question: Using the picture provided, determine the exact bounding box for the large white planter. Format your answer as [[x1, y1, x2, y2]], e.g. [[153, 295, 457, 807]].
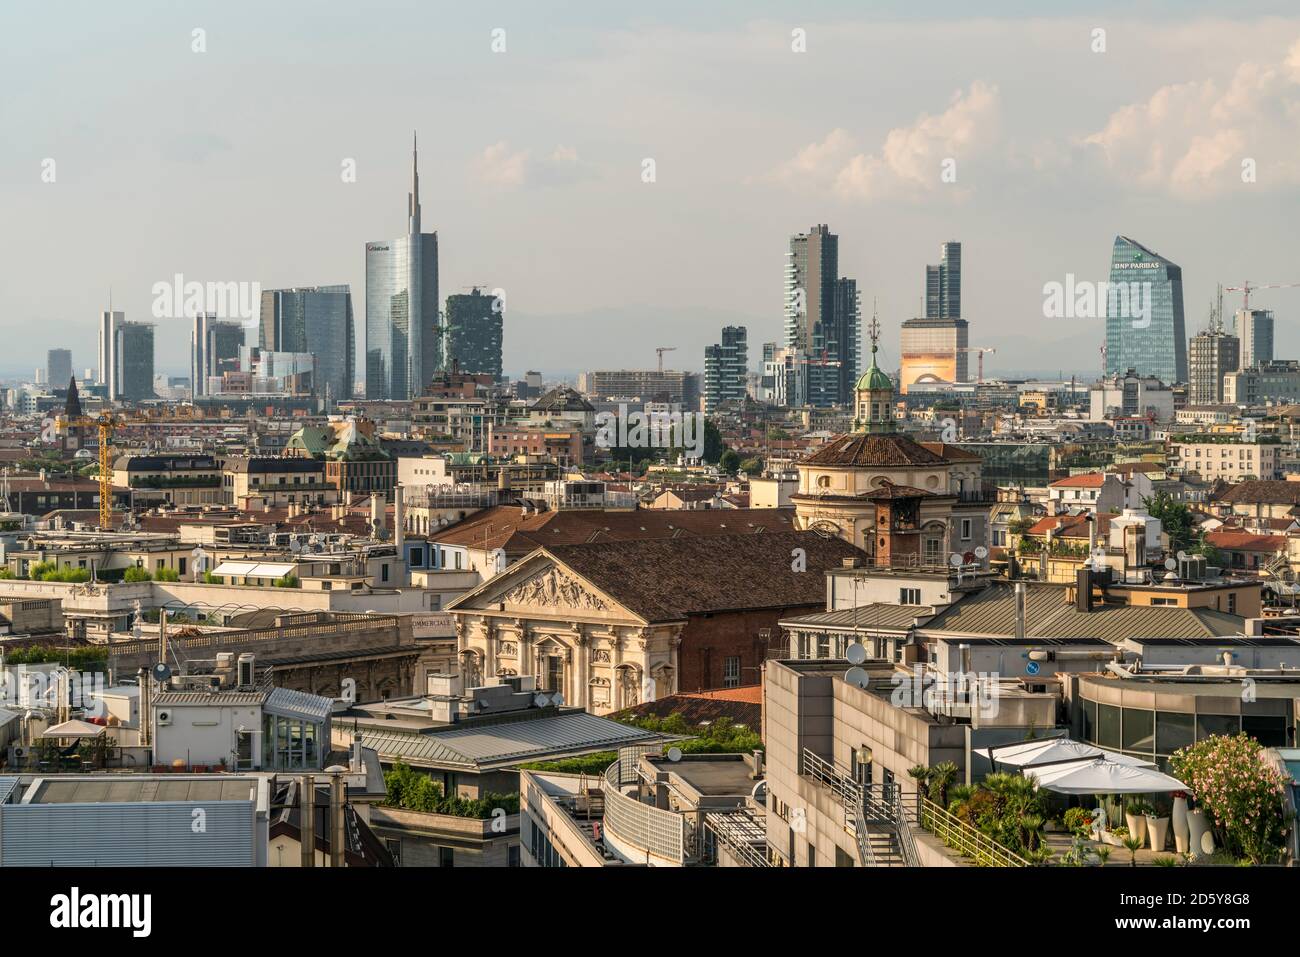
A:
[[1187, 809, 1214, 858], [1172, 797, 1190, 854], [1146, 815, 1169, 852], [1125, 812, 1148, 845]]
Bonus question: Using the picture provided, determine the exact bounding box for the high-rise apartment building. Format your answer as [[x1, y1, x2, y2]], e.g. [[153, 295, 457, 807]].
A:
[[444, 287, 504, 379], [260, 285, 355, 407], [925, 241, 961, 319], [703, 326, 748, 413], [1188, 328, 1240, 405], [784, 225, 860, 407], [98, 310, 121, 387], [47, 349, 72, 391], [191, 313, 245, 399], [1235, 309, 1274, 369], [1104, 236, 1187, 384], [579, 369, 699, 407], [366, 134, 440, 400]]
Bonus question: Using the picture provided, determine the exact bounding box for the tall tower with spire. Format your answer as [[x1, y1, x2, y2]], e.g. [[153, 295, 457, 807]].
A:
[[854, 304, 895, 432], [366, 133, 441, 399]]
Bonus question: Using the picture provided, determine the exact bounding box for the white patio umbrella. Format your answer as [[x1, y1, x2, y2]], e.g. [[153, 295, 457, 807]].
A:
[[1026, 757, 1187, 795], [42, 719, 107, 738], [982, 737, 1155, 770]]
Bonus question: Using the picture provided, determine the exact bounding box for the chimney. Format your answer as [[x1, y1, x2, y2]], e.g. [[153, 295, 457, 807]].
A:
[[1087, 513, 1097, 555], [300, 776, 316, 868], [329, 772, 346, 868], [1014, 581, 1026, 640], [1075, 566, 1094, 613], [393, 486, 405, 552], [371, 493, 386, 532]]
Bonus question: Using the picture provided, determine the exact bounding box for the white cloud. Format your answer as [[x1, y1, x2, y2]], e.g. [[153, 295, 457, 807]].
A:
[[1084, 38, 1300, 196], [765, 81, 1000, 201], [474, 142, 596, 189]]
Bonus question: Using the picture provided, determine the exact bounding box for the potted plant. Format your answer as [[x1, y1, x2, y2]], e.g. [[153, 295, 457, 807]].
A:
[[1171, 790, 1191, 854], [1145, 806, 1170, 852], [1187, 805, 1214, 859], [1103, 824, 1128, 847], [1122, 834, 1145, 867], [1124, 801, 1149, 845]]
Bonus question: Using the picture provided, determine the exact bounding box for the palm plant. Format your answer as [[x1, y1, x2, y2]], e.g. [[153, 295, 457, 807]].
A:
[[926, 762, 958, 806], [1123, 835, 1144, 866]]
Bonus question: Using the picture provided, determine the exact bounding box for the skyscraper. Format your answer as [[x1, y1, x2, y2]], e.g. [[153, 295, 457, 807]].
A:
[[703, 326, 748, 413], [444, 287, 504, 379], [113, 320, 155, 402], [259, 286, 355, 407], [899, 317, 969, 392], [1188, 327, 1240, 405], [1104, 236, 1187, 384], [191, 313, 245, 398], [98, 310, 122, 387], [366, 134, 440, 400], [47, 349, 72, 391], [925, 241, 961, 319], [1236, 309, 1274, 369], [784, 224, 860, 407]]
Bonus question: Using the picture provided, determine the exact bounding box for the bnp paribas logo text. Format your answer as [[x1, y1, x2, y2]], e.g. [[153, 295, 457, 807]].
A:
[[151, 274, 260, 321]]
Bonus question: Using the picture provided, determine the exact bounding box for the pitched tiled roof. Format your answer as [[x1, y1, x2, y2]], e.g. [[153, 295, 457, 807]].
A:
[[544, 531, 865, 622], [919, 581, 1245, 642], [429, 505, 797, 555], [1049, 473, 1107, 489], [610, 687, 762, 731], [918, 442, 983, 463], [1026, 513, 1116, 539], [1216, 480, 1300, 506], [1204, 530, 1287, 552], [802, 433, 948, 468]]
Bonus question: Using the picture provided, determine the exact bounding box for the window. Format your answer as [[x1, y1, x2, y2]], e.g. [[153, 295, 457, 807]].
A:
[[1155, 710, 1194, 756], [1228, 593, 1237, 615], [900, 587, 921, 605], [439, 846, 455, 868], [1121, 708, 1155, 754], [723, 656, 740, 688], [508, 845, 521, 867], [381, 564, 389, 583], [1196, 713, 1239, 740], [1150, 597, 1177, 606], [1096, 703, 1121, 750], [960, 519, 972, 541]]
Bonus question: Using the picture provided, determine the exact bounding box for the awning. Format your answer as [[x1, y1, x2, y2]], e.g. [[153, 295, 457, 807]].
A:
[[212, 561, 297, 579], [1026, 758, 1187, 795], [982, 737, 1155, 769], [42, 719, 107, 739]]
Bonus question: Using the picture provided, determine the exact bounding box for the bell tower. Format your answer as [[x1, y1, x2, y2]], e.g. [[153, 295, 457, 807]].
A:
[[855, 304, 895, 432]]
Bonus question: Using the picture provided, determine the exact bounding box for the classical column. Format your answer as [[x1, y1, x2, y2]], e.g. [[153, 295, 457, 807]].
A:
[[574, 627, 590, 711]]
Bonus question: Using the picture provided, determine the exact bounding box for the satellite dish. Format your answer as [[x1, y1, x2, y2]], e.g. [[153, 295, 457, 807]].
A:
[[667, 747, 683, 762], [1164, 557, 1178, 571], [974, 545, 988, 559], [844, 667, 870, 689], [151, 662, 172, 683], [845, 642, 868, 665], [551, 693, 564, 707], [533, 692, 551, 707], [1176, 550, 1188, 562], [949, 553, 963, 567]]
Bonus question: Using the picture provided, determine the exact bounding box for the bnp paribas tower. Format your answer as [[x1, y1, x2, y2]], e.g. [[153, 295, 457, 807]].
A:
[[1104, 235, 1186, 385], [365, 134, 441, 399]]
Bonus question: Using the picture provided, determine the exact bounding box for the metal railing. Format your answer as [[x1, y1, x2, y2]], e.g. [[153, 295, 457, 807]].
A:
[[601, 760, 686, 864], [916, 795, 1029, 867], [802, 748, 920, 867]]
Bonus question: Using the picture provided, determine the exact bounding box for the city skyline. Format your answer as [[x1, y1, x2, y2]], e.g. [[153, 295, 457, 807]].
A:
[[6, 3, 1300, 382]]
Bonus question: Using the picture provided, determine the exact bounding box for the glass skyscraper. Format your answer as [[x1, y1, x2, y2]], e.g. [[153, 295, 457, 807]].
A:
[[925, 241, 961, 320], [259, 285, 355, 407], [1104, 235, 1186, 384], [366, 134, 440, 399]]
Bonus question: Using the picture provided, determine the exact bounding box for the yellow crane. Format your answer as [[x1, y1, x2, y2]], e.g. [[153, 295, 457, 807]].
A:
[[62, 412, 131, 530]]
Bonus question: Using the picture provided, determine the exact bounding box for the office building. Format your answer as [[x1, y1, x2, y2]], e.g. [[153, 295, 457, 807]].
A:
[[784, 225, 860, 407], [1088, 369, 1176, 422], [1224, 360, 1300, 405], [703, 325, 748, 413], [46, 349, 72, 391], [579, 369, 700, 407], [444, 287, 503, 379], [191, 313, 245, 398], [1104, 235, 1187, 384], [1236, 308, 1274, 369], [99, 311, 155, 403], [760, 343, 808, 407], [260, 285, 355, 407], [1188, 328, 1240, 405], [899, 317, 969, 392], [366, 134, 440, 400], [925, 241, 961, 320]]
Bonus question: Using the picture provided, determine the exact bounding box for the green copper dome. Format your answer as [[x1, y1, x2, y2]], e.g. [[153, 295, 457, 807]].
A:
[[856, 349, 893, 392]]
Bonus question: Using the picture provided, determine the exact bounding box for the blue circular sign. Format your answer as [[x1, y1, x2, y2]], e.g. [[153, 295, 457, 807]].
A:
[[1026, 661, 1041, 676]]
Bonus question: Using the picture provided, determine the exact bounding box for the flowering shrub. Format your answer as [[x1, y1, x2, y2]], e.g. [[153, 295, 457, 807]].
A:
[[1170, 734, 1291, 864]]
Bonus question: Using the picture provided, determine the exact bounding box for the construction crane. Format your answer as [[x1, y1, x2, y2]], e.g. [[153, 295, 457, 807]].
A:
[[61, 412, 144, 530], [655, 346, 676, 373], [1224, 280, 1300, 311], [957, 346, 996, 384]]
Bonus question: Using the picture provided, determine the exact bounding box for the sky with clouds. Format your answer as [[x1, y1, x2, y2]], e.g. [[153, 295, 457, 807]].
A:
[[3, 0, 1300, 383]]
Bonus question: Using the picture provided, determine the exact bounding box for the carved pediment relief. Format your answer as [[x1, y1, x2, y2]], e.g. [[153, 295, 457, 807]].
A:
[[501, 566, 611, 612]]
